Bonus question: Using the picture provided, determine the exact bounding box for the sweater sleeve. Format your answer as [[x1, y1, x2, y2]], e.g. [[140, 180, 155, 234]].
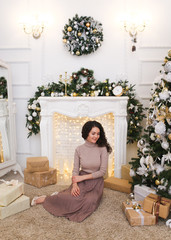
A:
[[92, 147, 109, 179], [72, 147, 80, 176]]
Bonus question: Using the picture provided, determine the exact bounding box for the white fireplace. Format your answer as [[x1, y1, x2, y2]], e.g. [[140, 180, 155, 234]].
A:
[[39, 96, 128, 182]]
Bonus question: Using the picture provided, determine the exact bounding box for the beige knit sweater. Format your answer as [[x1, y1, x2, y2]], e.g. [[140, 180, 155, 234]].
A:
[[72, 140, 109, 179]]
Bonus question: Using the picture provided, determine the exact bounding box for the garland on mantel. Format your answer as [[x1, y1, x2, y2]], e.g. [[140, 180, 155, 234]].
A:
[[0, 77, 8, 99], [26, 68, 146, 143]]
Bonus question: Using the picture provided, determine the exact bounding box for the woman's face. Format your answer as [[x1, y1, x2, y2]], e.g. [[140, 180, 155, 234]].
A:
[[86, 127, 100, 144]]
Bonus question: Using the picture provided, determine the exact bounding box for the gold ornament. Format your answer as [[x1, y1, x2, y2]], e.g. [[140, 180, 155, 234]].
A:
[[105, 92, 110, 96], [91, 91, 95, 97], [73, 92, 77, 97], [135, 117, 138, 120], [63, 39, 67, 43], [36, 121, 40, 125], [76, 51, 80, 56], [126, 86, 129, 90], [86, 22, 90, 27], [156, 134, 161, 139], [155, 179, 160, 185], [93, 29, 97, 33], [168, 49, 171, 57], [168, 133, 171, 140], [67, 26, 72, 32], [164, 58, 168, 63], [77, 32, 82, 37]]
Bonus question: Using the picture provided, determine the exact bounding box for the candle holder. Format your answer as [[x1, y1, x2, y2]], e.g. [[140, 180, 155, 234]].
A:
[[59, 72, 72, 96]]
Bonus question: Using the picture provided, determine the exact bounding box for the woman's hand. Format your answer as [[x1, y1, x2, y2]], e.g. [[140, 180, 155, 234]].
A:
[[72, 175, 85, 183], [71, 183, 80, 197]]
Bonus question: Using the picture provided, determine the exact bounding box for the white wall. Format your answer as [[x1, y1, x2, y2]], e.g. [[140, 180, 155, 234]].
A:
[[0, 0, 170, 169]]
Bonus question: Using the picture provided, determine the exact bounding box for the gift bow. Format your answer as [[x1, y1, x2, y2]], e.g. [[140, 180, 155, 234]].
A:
[[0, 179, 19, 186]]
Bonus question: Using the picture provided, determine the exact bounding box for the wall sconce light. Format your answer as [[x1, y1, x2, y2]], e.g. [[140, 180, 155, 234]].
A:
[[122, 14, 147, 51], [20, 14, 49, 39]]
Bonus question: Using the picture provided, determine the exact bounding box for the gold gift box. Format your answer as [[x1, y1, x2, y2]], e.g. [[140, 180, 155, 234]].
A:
[[104, 177, 132, 194], [0, 195, 30, 220], [24, 168, 57, 188], [143, 193, 171, 219], [121, 165, 133, 182], [26, 156, 49, 172], [122, 201, 156, 226]]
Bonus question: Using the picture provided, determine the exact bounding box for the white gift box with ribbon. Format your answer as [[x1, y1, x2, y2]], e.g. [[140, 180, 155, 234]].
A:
[[134, 184, 156, 201], [0, 195, 30, 219], [0, 180, 24, 206]]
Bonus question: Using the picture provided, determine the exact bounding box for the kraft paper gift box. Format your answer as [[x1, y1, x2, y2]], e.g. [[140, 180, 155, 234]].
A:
[[0, 182, 24, 207], [0, 195, 30, 220], [26, 156, 49, 172], [121, 165, 133, 182], [134, 184, 156, 201], [143, 193, 171, 219], [104, 177, 132, 194], [24, 168, 57, 188], [122, 201, 156, 226]]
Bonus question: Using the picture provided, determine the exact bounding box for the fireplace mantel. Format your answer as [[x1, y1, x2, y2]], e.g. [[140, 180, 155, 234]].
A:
[[39, 96, 128, 178]]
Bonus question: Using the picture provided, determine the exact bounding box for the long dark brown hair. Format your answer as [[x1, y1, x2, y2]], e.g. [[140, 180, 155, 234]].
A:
[[82, 120, 112, 153]]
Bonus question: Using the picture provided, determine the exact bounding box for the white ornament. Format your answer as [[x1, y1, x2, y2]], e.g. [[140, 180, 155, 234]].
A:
[[145, 155, 154, 165], [161, 141, 169, 150], [129, 169, 136, 177], [82, 93, 86, 97], [31, 104, 36, 110], [150, 133, 156, 141], [159, 90, 169, 100], [91, 85, 95, 90], [32, 112, 37, 117], [142, 147, 149, 155], [155, 121, 166, 135], [164, 61, 171, 72], [165, 72, 171, 82], [28, 116, 33, 121], [51, 92, 55, 97], [154, 163, 164, 175], [140, 156, 145, 167], [28, 125, 32, 129], [41, 92, 45, 96], [137, 139, 145, 148]]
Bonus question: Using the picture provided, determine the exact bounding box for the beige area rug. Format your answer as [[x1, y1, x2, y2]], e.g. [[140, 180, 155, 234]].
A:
[[0, 174, 171, 240]]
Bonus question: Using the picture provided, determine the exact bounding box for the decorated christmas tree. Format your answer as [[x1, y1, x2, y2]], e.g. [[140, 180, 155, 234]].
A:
[[130, 50, 171, 199]]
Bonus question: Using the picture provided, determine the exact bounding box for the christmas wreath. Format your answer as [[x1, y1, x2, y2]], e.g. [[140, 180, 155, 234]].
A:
[[26, 68, 145, 143], [62, 14, 103, 56]]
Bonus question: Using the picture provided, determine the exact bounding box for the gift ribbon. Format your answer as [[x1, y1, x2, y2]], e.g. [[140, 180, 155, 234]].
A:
[[125, 207, 145, 226], [0, 179, 19, 186]]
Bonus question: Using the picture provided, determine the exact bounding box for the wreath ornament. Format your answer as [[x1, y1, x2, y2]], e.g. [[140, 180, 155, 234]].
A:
[[62, 14, 103, 56]]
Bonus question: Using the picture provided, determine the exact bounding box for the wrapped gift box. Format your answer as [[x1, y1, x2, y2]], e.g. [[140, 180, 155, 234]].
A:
[[0, 195, 30, 220], [104, 177, 132, 194], [0, 182, 24, 207], [134, 184, 156, 201], [121, 165, 133, 182], [24, 168, 57, 188], [26, 156, 49, 172], [122, 201, 156, 226], [143, 193, 171, 219]]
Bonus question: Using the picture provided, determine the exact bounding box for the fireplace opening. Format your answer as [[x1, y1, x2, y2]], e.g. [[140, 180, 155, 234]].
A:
[[53, 112, 115, 184]]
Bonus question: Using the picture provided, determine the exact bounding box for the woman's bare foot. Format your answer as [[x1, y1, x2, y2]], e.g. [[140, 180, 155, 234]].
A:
[[31, 195, 46, 206]]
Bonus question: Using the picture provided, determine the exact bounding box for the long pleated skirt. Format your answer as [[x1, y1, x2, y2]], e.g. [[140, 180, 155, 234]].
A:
[[43, 171, 104, 222]]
